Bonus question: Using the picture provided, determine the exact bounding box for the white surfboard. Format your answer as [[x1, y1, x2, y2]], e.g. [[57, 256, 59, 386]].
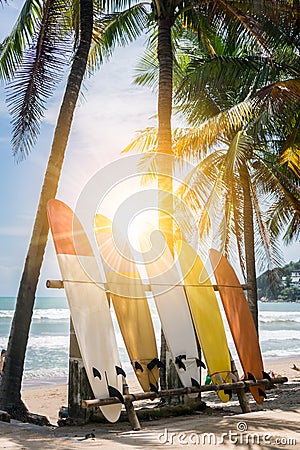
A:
[[139, 227, 202, 390], [47, 199, 124, 423]]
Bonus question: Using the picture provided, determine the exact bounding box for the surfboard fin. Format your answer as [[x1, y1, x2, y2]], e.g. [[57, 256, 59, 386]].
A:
[[115, 366, 126, 378], [92, 367, 101, 380], [215, 374, 223, 384], [108, 385, 124, 404], [247, 372, 257, 383], [224, 389, 232, 400], [196, 359, 206, 369], [258, 388, 267, 399], [147, 358, 164, 371], [262, 371, 271, 381], [228, 372, 238, 382], [149, 382, 159, 393], [191, 377, 200, 388], [134, 361, 144, 372], [175, 355, 186, 371]]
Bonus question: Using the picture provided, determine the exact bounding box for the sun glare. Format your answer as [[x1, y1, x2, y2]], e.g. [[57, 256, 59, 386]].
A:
[[128, 210, 158, 252]]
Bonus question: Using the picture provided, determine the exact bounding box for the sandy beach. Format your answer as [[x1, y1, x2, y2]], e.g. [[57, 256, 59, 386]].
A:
[[20, 356, 300, 424], [0, 356, 297, 449]]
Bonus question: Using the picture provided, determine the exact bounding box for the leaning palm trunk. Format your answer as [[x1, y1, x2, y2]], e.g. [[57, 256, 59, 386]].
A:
[[0, 0, 93, 419], [241, 165, 259, 331]]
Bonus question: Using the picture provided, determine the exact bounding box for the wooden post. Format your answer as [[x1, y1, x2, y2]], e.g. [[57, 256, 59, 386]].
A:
[[230, 356, 251, 413], [67, 318, 94, 424], [123, 384, 141, 430]]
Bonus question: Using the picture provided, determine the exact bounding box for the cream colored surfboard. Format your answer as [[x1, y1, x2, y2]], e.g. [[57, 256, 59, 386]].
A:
[[176, 240, 233, 402], [94, 214, 160, 392], [140, 227, 201, 390], [47, 199, 124, 423]]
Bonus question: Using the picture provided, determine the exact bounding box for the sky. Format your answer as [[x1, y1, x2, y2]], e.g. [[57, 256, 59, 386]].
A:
[[0, 2, 299, 296]]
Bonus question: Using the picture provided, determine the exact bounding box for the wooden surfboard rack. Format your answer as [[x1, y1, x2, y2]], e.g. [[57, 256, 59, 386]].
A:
[[82, 377, 288, 430], [46, 279, 285, 429]]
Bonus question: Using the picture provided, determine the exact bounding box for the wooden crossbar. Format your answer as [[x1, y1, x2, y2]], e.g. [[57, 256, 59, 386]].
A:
[[46, 279, 250, 291], [81, 377, 287, 430], [82, 377, 287, 408]]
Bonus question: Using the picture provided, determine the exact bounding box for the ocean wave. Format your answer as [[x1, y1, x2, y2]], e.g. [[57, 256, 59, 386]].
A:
[[262, 348, 300, 359], [23, 367, 69, 381], [260, 310, 300, 320], [0, 308, 70, 321], [259, 329, 300, 341], [26, 335, 70, 349]]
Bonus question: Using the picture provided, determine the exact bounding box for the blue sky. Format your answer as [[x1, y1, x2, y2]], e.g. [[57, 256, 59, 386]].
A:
[[0, 2, 299, 296]]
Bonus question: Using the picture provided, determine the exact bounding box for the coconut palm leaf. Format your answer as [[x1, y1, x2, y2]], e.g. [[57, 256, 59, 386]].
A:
[[268, 196, 300, 244], [123, 126, 158, 154], [0, 0, 43, 80], [174, 99, 256, 159], [250, 180, 284, 274], [6, 0, 71, 160], [280, 146, 300, 178], [134, 45, 158, 91], [88, 4, 148, 73]]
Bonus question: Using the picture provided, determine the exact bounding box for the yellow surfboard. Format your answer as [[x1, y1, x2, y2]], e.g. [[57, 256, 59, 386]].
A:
[[94, 214, 160, 392], [176, 240, 233, 402]]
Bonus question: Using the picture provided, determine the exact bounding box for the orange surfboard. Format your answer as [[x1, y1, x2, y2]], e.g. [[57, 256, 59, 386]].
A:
[[209, 249, 265, 404]]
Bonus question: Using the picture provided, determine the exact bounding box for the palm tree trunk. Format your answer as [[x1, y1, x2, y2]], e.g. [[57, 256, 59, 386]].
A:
[[157, 16, 177, 390], [241, 165, 259, 332], [157, 16, 173, 247], [0, 0, 93, 419]]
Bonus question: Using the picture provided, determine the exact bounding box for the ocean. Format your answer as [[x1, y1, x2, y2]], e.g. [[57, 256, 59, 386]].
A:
[[0, 297, 299, 387]]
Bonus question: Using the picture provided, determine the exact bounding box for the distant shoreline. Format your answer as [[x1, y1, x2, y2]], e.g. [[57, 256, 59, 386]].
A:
[[259, 299, 300, 303]]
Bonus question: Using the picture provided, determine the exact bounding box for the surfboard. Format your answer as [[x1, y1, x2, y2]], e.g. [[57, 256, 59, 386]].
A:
[[140, 227, 201, 391], [94, 214, 160, 392], [176, 240, 233, 403], [47, 199, 124, 422], [209, 249, 265, 404]]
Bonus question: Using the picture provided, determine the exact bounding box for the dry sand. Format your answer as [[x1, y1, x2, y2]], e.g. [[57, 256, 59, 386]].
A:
[[0, 356, 299, 449]]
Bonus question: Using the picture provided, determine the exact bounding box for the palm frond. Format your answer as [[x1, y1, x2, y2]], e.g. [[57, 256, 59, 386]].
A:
[[122, 126, 158, 153], [174, 99, 256, 159], [231, 177, 246, 278], [210, 0, 271, 57], [0, 0, 43, 81], [6, 0, 71, 160], [268, 197, 300, 244], [250, 181, 284, 274], [87, 4, 148, 73], [280, 146, 300, 178], [134, 45, 158, 91]]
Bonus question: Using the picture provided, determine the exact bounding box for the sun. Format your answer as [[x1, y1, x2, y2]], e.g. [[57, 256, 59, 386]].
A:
[[127, 210, 158, 252]]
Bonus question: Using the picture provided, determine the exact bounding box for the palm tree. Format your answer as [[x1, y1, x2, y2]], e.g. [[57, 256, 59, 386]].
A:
[[0, 0, 148, 419], [0, 0, 93, 420], [121, 0, 296, 387], [175, 129, 300, 330], [173, 67, 300, 329], [125, 22, 300, 330]]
